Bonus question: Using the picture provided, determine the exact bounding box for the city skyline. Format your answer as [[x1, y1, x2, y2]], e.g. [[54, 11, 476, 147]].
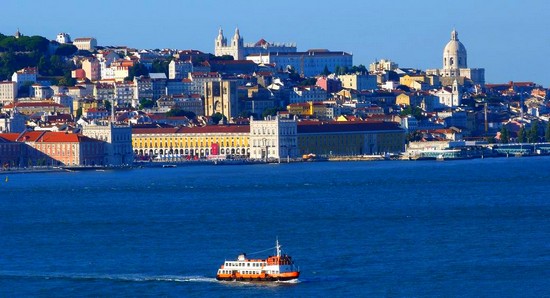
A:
[[1, 0, 549, 85]]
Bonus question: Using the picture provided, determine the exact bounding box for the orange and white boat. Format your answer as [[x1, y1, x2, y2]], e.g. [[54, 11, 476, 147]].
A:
[[216, 239, 300, 282]]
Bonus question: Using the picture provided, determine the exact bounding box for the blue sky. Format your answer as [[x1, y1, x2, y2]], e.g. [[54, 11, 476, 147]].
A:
[[2, 0, 549, 85]]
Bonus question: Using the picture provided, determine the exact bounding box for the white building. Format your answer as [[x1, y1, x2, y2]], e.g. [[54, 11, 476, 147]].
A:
[[169, 60, 193, 80], [188, 72, 221, 96], [249, 115, 298, 160], [52, 94, 73, 113], [96, 51, 119, 79], [73, 37, 97, 51], [289, 86, 327, 104], [133, 76, 153, 107], [114, 81, 134, 107], [30, 84, 53, 99], [215, 27, 296, 60], [11, 67, 38, 89], [0, 81, 17, 106], [0, 111, 26, 133], [432, 80, 462, 108], [369, 59, 398, 72], [56, 32, 71, 44], [80, 121, 133, 165], [247, 50, 353, 77]]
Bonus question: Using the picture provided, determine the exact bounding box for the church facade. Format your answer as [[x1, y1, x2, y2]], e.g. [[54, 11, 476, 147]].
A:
[[214, 27, 296, 60], [427, 30, 485, 86]]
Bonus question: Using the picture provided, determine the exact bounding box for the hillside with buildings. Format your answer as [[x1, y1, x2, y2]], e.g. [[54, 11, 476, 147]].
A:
[[1, 28, 550, 168]]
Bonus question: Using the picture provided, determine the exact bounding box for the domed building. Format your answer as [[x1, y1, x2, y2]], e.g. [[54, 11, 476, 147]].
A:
[[427, 29, 485, 86], [442, 30, 467, 76]]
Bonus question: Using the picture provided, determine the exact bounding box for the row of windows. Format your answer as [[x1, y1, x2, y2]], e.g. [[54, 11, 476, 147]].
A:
[[225, 262, 266, 267], [135, 141, 246, 148]]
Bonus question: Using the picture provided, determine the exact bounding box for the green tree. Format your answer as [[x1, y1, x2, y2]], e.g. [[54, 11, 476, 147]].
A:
[[350, 64, 367, 73], [298, 78, 317, 86], [262, 106, 286, 118], [58, 72, 75, 86], [400, 105, 426, 120], [139, 99, 155, 109], [126, 63, 149, 81], [322, 65, 330, 76], [166, 108, 196, 119], [545, 121, 550, 142], [55, 44, 78, 56], [211, 112, 226, 124], [499, 126, 509, 144], [517, 126, 526, 143], [151, 59, 169, 76], [528, 120, 539, 143], [104, 100, 112, 113], [76, 107, 83, 118]]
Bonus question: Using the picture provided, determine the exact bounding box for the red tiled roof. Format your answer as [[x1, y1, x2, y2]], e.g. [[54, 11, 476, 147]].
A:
[[0, 133, 20, 142], [297, 121, 403, 134], [3, 102, 66, 108], [132, 125, 250, 135]]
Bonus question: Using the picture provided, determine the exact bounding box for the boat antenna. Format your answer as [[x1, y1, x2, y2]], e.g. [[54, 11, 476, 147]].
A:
[[276, 237, 281, 257]]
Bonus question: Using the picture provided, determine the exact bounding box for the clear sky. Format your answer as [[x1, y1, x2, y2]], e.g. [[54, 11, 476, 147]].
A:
[[2, 0, 549, 86]]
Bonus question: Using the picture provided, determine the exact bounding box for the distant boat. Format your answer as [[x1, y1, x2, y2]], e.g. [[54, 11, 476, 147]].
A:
[[436, 154, 444, 161], [162, 164, 177, 168], [5, 176, 8, 182], [216, 239, 300, 282]]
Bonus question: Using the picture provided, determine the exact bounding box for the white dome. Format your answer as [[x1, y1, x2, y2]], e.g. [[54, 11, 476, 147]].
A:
[[442, 30, 467, 70]]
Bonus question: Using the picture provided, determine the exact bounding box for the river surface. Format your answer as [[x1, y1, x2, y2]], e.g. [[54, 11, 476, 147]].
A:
[[1, 158, 549, 297]]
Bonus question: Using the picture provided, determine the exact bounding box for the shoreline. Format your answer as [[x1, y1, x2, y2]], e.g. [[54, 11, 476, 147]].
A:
[[2, 153, 549, 174]]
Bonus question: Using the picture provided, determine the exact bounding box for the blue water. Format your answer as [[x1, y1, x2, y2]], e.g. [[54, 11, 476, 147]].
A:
[[1, 158, 549, 297]]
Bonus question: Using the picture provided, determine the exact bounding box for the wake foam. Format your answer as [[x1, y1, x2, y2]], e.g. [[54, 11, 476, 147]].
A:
[[0, 271, 217, 283]]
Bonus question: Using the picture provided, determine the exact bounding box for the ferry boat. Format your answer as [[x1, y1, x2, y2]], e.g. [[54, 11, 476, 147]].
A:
[[216, 239, 300, 282]]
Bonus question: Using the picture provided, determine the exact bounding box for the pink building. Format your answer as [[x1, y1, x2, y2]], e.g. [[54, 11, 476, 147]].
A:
[[316, 76, 342, 93]]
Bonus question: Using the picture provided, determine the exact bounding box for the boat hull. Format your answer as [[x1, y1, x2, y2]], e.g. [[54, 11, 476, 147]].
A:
[[216, 272, 299, 282]]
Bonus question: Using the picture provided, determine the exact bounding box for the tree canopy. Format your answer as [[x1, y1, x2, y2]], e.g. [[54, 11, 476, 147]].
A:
[[0, 32, 77, 80], [211, 112, 226, 124], [126, 62, 149, 81], [166, 108, 196, 119]]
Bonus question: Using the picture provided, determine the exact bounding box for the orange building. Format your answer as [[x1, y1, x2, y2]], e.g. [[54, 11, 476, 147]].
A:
[[0, 131, 105, 167]]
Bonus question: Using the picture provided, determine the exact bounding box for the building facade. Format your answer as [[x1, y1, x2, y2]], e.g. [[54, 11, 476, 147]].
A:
[[249, 115, 298, 160], [215, 27, 296, 60], [204, 80, 239, 119], [81, 121, 134, 165], [0, 81, 17, 106], [297, 121, 406, 155], [0, 131, 105, 167], [82, 58, 100, 81], [73, 37, 98, 51], [56, 32, 71, 44], [339, 73, 377, 91], [132, 125, 250, 159], [169, 60, 193, 80], [247, 50, 353, 77]]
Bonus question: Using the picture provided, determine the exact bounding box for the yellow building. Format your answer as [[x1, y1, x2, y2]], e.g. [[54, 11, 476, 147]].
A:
[[287, 102, 333, 119], [73, 98, 100, 117], [297, 121, 405, 155], [396, 93, 412, 106], [399, 74, 427, 88], [132, 125, 250, 158], [287, 102, 313, 116]]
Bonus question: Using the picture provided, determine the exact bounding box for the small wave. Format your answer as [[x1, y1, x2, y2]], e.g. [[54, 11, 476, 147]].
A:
[[217, 279, 301, 287], [0, 271, 217, 283]]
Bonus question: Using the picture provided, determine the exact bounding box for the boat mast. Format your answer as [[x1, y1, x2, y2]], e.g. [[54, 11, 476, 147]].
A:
[[276, 238, 281, 257]]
